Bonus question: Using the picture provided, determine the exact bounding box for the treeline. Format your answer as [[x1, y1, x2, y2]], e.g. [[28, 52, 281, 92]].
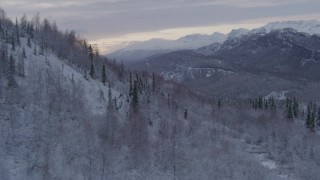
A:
[[249, 96, 320, 132]]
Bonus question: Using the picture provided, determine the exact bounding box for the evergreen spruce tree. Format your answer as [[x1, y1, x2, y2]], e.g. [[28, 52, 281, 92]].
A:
[[264, 98, 268, 109], [293, 97, 299, 117], [15, 18, 20, 46], [22, 48, 26, 58], [17, 50, 25, 77], [184, 109, 188, 120], [306, 103, 315, 132], [84, 70, 88, 80], [131, 80, 139, 112], [33, 46, 37, 55], [11, 34, 15, 51], [152, 72, 156, 92], [88, 45, 95, 78], [287, 103, 293, 120], [102, 64, 107, 85], [254, 98, 258, 109], [108, 84, 113, 108], [129, 72, 133, 97], [27, 37, 31, 48], [269, 96, 276, 109], [286, 97, 290, 109], [317, 108, 320, 128], [258, 96, 263, 109], [311, 102, 317, 129], [7, 55, 16, 87], [90, 63, 95, 79], [218, 98, 222, 109], [20, 14, 27, 33]]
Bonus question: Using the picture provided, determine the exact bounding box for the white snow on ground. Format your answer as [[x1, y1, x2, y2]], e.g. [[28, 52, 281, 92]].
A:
[[245, 142, 296, 180], [265, 90, 288, 100], [20, 38, 122, 116]]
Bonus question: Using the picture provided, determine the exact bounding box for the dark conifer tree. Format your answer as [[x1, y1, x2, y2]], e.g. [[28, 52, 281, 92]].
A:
[[33, 46, 37, 55], [264, 98, 268, 109], [152, 72, 156, 92], [184, 109, 188, 120], [287, 103, 293, 120], [129, 72, 133, 97], [108, 84, 113, 108], [15, 18, 20, 45], [102, 64, 107, 85], [88, 45, 95, 78], [258, 96, 263, 109], [84, 70, 88, 80], [293, 97, 299, 117], [11, 34, 15, 51], [131, 80, 139, 112], [22, 48, 26, 58], [306, 103, 315, 132], [269, 96, 276, 109], [90, 63, 95, 79], [7, 55, 16, 87], [218, 98, 222, 109], [317, 107, 320, 128], [27, 37, 31, 48]]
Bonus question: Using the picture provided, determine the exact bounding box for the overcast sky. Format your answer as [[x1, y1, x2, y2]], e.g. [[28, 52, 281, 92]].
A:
[[2, 0, 320, 53]]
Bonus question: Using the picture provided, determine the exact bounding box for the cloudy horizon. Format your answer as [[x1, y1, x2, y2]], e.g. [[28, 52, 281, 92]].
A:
[[2, 0, 320, 53]]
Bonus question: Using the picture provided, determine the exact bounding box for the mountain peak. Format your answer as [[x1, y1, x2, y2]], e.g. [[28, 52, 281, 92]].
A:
[[262, 20, 320, 35]]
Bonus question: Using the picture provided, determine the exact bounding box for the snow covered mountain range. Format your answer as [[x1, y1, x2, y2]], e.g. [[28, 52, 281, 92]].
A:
[[108, 20, 320, 63], [108, 32, 226, 63]]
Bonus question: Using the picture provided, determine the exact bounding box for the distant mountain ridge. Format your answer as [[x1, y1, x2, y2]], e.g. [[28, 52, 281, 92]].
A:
[[108, 32, 227, 63], [129, 27, 320, 98], [197, 20, 320, 55], [109, 20, 320, 63]]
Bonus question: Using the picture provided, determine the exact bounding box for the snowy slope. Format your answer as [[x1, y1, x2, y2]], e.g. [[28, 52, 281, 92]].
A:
[[227, 28, 250, 39], [262, 20, 320, 35], [20, 38, 122, 116], [228, 20, 320, 39]]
